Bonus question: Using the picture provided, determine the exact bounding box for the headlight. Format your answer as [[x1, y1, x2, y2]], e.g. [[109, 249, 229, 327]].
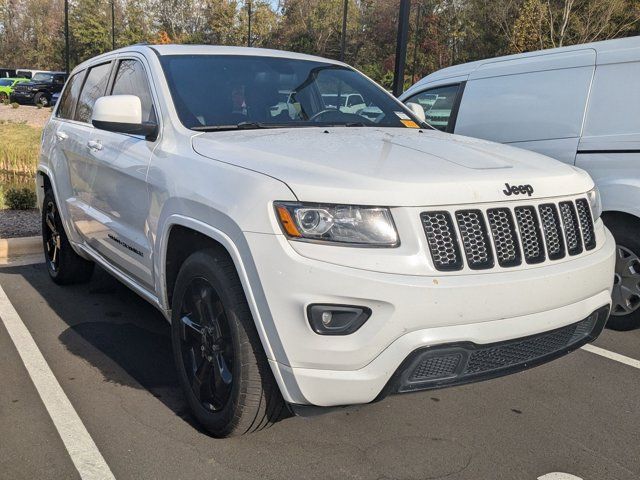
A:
[[274, 202, 399, 247], [586, 186, 602, 220]]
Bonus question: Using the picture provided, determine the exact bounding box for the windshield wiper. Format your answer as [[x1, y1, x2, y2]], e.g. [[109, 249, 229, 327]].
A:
[[192, 121, 270, 132]]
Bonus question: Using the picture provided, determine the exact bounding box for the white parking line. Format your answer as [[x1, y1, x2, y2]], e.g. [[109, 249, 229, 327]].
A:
[[538, 473, 583, 480], [0, 283, 115, 480], [582, 344, 640, 369]]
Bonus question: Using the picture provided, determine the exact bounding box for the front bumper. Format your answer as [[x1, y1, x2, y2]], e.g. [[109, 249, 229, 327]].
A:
[[10, 91, 35, 103], [245, 227, 615, 407]]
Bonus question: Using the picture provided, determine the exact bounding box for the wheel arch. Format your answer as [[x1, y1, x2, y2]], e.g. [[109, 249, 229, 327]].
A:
[[158, 215, 300, 403]]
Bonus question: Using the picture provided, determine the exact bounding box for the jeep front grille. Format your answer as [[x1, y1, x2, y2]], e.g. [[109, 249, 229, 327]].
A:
[[559, 201, 583, 256], [455, 210, 493, 269], [514, 206, 545, 264], [420, 211, 462, 271], [486, 208, 521, 267], [538, 204, 565, 260], [421, 198, 596, 271], [575, 199, 596, 250]]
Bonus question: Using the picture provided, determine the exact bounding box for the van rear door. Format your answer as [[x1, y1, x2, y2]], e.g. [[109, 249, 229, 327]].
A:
[[454, 49, 596, 164]]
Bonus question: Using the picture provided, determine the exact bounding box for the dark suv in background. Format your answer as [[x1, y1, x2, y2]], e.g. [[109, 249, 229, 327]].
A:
[[10, 71, 67, 106]]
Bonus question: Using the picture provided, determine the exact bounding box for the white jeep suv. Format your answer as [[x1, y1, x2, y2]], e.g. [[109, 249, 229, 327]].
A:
[[38, 45, 615, 437]]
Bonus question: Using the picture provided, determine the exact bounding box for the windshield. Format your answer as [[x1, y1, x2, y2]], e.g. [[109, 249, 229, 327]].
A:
[[32, 73, 53, 83], [160, 55, 423, 130], [0, 79, 12, 86]]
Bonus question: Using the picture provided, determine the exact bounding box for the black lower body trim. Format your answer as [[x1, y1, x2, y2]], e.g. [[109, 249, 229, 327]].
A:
[[378, 306, 610, 399]]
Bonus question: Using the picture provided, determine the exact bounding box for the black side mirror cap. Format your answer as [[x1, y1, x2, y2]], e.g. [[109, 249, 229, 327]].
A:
[[92, 119, 158, 141]]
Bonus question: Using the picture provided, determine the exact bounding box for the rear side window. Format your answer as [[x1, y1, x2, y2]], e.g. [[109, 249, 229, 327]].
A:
[[111, 59, 156, 123], [455, 67, 592, 143], [405, 84, 461, 132], [584, 62, 640, 137], [56, 72, 84, 120], [75, 62, 112, 123]]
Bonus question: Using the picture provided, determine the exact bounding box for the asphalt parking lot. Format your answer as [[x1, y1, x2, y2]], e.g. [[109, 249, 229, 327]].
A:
[[0, 260, 639, 480]]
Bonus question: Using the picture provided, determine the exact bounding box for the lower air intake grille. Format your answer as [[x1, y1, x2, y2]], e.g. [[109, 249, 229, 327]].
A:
[[409, 354, 462, 381], [538, 204, 565, 260], [393, 307, 609, 393], [514, 206, 545, 264], [559, 201, 583, 255], [420, 212, 462, 271], [575, 199, 596, 250], [455, 210, 494, 269]]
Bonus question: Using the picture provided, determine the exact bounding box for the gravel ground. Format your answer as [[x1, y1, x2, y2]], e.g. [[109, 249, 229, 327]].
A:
[[0, 209, 40, 239], [0, 103, 52, 128]]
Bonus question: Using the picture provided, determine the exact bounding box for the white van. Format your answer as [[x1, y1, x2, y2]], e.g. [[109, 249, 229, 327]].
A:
[[401, 36, 640, 330]]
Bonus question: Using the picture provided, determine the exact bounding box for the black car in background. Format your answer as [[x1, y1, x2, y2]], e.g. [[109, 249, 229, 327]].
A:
[[10, 71, 67, 106]]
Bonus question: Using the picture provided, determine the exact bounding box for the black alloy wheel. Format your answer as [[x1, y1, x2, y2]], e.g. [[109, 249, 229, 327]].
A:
[[41, 189, 94, 284], [171, 249, 285, 437], [178, 277, 234, 413], [43, 198, 62, 274]]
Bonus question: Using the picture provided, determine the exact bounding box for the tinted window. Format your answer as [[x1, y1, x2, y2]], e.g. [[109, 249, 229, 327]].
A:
[[75, 63, 111, 123], [111, 59, 156, 123], [160, 55, 422, 130], [56, 72, 84, 120], [0, 79, 11, 86], [405, 84, 460, 132], [32, 73, 54, 83]]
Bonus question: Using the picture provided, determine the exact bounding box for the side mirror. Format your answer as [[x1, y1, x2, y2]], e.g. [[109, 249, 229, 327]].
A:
[[406, 102, 426, 123], [92, 95, 157, 140]]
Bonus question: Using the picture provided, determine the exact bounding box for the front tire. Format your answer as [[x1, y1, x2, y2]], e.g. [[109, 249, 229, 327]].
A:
[[42, 190, 94, 285], [34, 92, 49, 107], [603, 213, 640, 330], [171, 249, 285, 437]]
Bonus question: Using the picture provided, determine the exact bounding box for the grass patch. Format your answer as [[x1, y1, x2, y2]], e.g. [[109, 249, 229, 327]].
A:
[[0, 122, 41, 209]]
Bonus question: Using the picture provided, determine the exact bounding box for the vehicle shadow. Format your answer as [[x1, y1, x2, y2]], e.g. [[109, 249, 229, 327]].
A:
[[2, 262, 206, 430]]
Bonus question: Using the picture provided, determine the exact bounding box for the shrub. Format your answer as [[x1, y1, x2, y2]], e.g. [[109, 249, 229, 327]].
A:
[[37, 103, 43, 109], [11, 102, 19, 109], [2, 98, 9, 106], [4, 187, 36, 210]]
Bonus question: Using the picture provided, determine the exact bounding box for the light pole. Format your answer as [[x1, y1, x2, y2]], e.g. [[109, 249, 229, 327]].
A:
[[392, 0, 411, 96], [64, 0, 70, 73], [111, 0, 115, 50], [411, 3, 422, 83], [340, 0, 348, 61], [247, 0, 252, 47]]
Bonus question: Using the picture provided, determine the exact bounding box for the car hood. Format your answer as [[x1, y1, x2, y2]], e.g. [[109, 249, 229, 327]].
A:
[[192, 127, 593, 206], [16, 81, 48, 88]]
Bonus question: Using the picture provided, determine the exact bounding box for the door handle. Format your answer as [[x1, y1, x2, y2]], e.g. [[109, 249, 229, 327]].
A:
[[56, 131, 68, 141], [87, 140, 103, 151]]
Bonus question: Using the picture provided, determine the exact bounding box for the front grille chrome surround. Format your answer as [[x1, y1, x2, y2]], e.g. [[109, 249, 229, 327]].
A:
[[421, 197, 597, 272]]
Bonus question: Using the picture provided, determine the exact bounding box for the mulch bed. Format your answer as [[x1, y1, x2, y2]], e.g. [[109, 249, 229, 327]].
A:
[[0, 209, 40, 239]]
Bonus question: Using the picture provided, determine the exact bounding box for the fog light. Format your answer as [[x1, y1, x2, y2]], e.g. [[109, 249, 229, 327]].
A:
[[307, 304, 371, 335]]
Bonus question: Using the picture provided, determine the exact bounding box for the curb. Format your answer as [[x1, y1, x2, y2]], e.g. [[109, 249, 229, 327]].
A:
[[0, 236, 41, 259]]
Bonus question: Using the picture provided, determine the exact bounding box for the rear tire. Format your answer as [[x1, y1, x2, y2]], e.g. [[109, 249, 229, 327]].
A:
[[602, 213, 640, 330], [42, 190, 94, 285], [171, 249, 285, 437]]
